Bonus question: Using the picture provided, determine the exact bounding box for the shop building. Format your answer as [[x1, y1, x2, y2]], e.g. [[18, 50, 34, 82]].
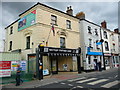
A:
[[76, 12, 104, 71], [5, 3, 81, 75]]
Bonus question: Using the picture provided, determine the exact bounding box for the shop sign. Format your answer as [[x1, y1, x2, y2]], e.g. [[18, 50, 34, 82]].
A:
[[43, 47, 80, 54], [0, 61, 11, 77], [43, 69, 49, 75], [11, 61, 19, 71], [11, 61, 26, 71], [104, 53, 111, 56], [18, 10, 36, 31], [20, 61, 26, 71]]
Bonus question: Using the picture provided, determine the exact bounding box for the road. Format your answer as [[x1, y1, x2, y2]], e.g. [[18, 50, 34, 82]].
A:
[[37, 68, 119, 89]]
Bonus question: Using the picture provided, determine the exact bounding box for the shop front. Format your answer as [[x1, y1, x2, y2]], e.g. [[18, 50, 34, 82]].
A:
[[36, 46, 81, 79], [104, 53, 112, 69]]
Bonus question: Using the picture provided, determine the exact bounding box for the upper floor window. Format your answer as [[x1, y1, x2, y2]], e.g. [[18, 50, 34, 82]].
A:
[[96, 40, 99, 49], [104, 31, 108, 39], [26, 36, 30, 49], [10, 26, 13, 35], [95, 29, 98, 36], [60, 37, 65, 48], [88, 26, 92, 34], [89, 38, 92, 47], [51, 15, 57, 25], [113, 44, 115, 52], [9, 41, 12, 51], [105, 41, 109, 51], [66, 20, 71, 29]]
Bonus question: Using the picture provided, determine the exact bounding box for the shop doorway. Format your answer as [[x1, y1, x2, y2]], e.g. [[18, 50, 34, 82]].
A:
[[50, 56, 58, 74]]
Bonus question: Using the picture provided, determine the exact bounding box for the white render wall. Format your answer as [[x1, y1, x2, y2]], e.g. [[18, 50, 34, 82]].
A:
[[80, 20, 103, 70]]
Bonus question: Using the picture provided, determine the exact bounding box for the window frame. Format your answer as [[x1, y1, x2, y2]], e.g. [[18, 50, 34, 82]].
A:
[[9, 41, 12, 51], [66, 20, 71, 29], [51, 15, 57, 25], [26, 36, 30, 49], [104, 41, 109, 51], [89, 38, 92, 47], [104, 31, 108, 39], [88, 26, 92, 34], [10, 26, 13, 35], [60, 37, 66, 48], [95, 29, 98, 36]]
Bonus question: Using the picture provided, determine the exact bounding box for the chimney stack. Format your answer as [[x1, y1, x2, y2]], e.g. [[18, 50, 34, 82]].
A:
[[66, 6, 73, 16], [114, 28, 119, 33], [101, 20, 107, 29], [76, 12, 85, 19]]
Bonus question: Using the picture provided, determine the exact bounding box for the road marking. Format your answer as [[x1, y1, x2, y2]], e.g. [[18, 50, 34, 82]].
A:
[[54, 81, 58, 83], [61, 83, 65, 85], [115, 75, 118, 78], [68, 77, 86, 82], [76, 86, 83, 88], [68, 84, 73, 86], [101, 80, 119, 88], [87, 79, 108, 85], [76, 78, 97, 83]]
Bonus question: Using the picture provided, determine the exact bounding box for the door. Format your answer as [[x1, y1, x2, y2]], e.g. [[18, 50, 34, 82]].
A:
[[28, 54, 36, 74], [50, 56, 58, 74]]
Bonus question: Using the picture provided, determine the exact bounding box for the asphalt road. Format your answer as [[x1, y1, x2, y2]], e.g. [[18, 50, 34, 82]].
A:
[[37, 68, 120, 89]]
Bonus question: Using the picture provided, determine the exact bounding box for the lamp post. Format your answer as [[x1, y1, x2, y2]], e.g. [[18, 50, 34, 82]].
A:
[[36, 43, 44, 80], [100, 27, 106, 70]]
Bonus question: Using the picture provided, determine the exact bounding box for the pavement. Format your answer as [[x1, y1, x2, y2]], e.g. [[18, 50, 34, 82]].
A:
[[1, 68, 119, 89]]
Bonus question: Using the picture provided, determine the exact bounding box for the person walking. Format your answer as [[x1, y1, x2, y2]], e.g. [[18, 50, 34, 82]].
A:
[[15, 64, 22, 86], [98, 61, 102, 71], [93, 60, 97, 71]]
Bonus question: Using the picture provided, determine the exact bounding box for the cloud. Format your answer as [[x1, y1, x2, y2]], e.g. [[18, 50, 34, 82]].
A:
[[0, 2, 118, 52]]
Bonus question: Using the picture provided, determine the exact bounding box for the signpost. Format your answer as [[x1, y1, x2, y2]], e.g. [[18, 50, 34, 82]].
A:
[[0, 61, 11, 77]]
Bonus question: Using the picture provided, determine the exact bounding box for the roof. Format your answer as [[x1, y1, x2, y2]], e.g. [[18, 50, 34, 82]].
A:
[[19, 2, 77, 19], [5, 2, 78, 29], [80, 19, 114, 32], [5, 18, 20, 29]]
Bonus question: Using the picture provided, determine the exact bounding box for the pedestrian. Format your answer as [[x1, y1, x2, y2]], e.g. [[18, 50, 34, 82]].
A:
[[93, 60, 97, 71], [15, 64, 22, 86], [98, 61, 102, 71]]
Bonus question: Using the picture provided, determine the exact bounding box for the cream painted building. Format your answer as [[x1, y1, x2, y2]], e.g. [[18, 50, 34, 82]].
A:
[[5, 3, 81, 74]]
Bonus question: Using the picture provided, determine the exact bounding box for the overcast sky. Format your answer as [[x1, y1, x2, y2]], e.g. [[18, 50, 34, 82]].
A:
[[0, 1, 119, 51]]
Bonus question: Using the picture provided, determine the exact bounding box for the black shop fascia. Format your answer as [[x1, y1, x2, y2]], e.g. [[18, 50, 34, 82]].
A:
[[36, 46, 81, 80]]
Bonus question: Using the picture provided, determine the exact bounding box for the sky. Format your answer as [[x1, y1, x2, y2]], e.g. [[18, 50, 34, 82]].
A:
[[0, 1, 119, 52]]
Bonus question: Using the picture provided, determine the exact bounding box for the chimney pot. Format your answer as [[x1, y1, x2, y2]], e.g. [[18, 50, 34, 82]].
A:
[[66, 6, 73, 16], [67, 7, 69, 10]]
